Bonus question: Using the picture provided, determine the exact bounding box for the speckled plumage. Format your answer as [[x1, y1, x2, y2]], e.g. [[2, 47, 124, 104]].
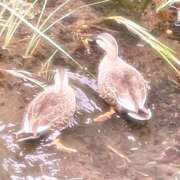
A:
[[18, 68, 76, 139], [96, 33, 151, 120]]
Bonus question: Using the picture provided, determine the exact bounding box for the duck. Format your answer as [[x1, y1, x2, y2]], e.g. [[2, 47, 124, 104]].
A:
[[16, 68, 77, 152], [94, 33, 152, 121]]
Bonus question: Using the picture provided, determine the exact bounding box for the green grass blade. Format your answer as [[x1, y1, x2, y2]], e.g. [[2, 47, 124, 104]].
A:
[[24, 0, 48, 57], [25, 0, 110, 57], [43, 0, 110, 33], [0, 2, 83, 69], [107, 16, 180, 75], [26, 0, 110, 56], [0, 0, 39, 47], [25, 0, 71, 57]]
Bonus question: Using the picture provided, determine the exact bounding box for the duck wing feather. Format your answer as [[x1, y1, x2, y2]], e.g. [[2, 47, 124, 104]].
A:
[[24, 89, 76, 134], [99, 61, 147, 113]]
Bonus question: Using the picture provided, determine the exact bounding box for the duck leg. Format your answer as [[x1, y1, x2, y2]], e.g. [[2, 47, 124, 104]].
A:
[[52, 139, 78, 153], [47, 130, 78, 153], [94, 107, 116, 122]]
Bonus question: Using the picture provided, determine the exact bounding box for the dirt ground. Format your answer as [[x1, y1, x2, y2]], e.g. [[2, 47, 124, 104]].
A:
[[0, 0, 180, 179]]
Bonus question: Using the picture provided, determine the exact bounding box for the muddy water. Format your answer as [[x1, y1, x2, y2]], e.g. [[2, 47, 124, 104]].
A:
[[0, 43, 180, 180], [0, 1, 180, 180]]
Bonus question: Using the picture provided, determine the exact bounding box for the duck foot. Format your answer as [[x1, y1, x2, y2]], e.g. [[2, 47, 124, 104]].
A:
[[94, 107, 115, 122], [52, 139, 78, 153]]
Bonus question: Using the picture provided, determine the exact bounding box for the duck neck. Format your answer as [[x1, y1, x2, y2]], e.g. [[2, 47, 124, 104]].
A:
[[105, 47, 118, 62]]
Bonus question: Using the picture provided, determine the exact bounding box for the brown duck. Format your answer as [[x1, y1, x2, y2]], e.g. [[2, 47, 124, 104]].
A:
[[17, 68, 77, 152], [95, 33, 152, 121]]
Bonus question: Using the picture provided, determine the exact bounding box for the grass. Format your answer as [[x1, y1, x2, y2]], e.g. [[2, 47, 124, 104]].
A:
[[156, 0, 180, 12], [0, 0, 179, 80], [39, 49, 58, 79], [0, 0, 109, 72], [106, 16, 180, 75], [0, 0, 39, 49], [24, 0, 71, 58], [24, 0, 110, 57], [0, 1, 83, 68]]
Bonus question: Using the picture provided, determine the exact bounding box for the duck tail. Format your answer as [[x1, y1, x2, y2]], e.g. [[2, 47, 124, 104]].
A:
[[127, 107, 152, 121], [16, 114, 33, 141], [54, 67, 69, 90]]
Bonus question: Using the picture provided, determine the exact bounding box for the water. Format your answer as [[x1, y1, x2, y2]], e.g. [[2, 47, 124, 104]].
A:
[[0, 64, 179, 179], [0, 0, 180, 178], [0, 70, 111, 179]]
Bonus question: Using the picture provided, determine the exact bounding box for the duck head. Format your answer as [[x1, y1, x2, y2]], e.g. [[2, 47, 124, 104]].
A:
[[96, 33, 119, 60]]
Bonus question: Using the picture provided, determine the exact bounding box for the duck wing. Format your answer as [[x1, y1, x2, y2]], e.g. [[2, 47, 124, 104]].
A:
[[22, 91, 49, 133], [114, 62, 151, 120], [107, 71, 138, 112], [123, 63, 148, 110], [24, 89, 76, 134], [100, 64, 147, 113]]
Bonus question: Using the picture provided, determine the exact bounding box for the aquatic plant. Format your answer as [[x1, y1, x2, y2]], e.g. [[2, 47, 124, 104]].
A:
[[0, 0, 39, 49], [24, 0, 71, 58], [0, 1, 82, 68], [0, 0, 109, 71], [106, 16, 180, 75], [39, 49, 58, 79], [25, 0, 110, 57], [0, 0, 179, 77]]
